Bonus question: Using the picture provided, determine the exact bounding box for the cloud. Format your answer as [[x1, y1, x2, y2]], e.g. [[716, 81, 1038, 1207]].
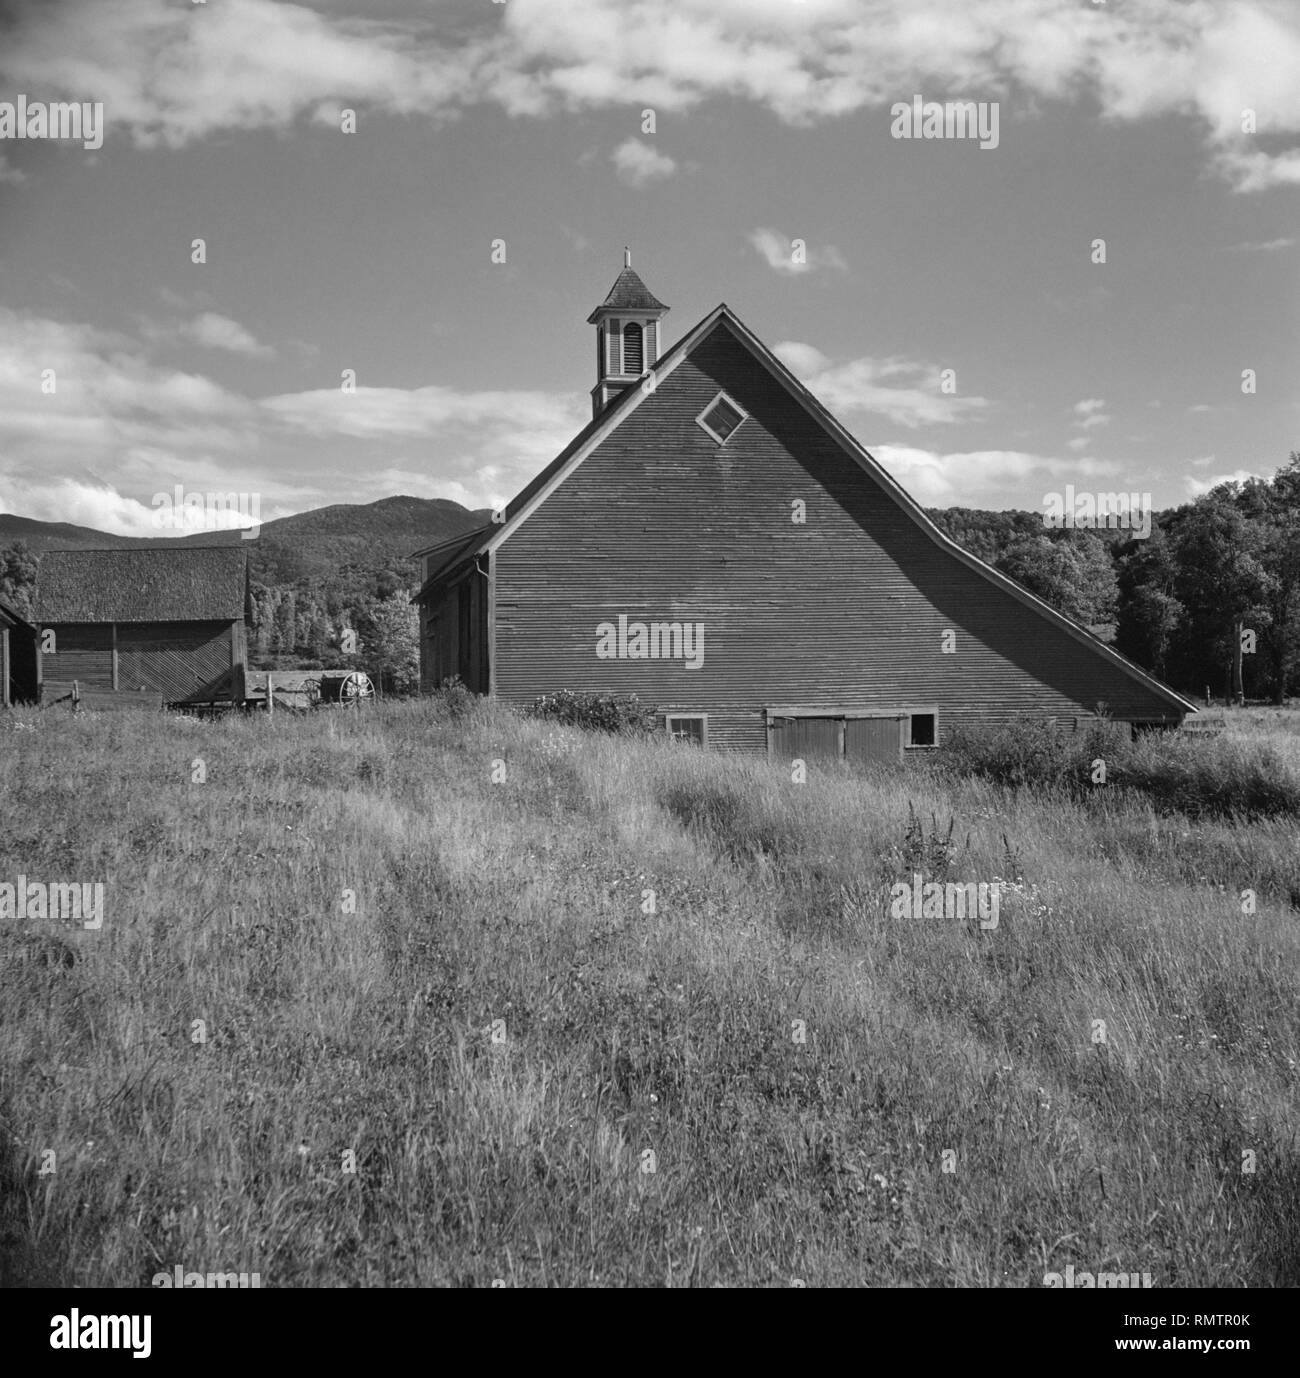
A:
[[1072, 397, 1110, 430], [775, 339, 988, 428], [749, 229, 847, 276], [610, 137, 676, 187], [1183, 467, 1269, 497], [2, 0, 1298, 190], [871, 444, 1122, 508], [0, 154, 25, 184], [0, 307, 587, 531], [1224, 236, 1296, 252], [183, 312, 275, 357]]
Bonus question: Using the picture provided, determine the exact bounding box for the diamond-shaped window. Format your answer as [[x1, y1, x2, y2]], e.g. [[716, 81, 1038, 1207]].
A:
[[697, 392, 746, 444]]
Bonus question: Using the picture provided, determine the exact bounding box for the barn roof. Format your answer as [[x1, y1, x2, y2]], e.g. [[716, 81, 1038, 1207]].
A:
[[414, 302, 1198, 717], [586, 266, 668, 322], [33, 547, 250, 624]]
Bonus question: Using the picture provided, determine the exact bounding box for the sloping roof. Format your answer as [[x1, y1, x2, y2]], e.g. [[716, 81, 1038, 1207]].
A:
[[419, 302, 1198, 717], [586, 267, 668, 321], [33, 547, 250, 623], [0, 599, 34, 631], [412, 524, 496, 596]]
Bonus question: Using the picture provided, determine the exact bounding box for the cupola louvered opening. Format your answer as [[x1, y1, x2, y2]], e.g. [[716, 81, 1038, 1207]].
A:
[[697, 391, 746, 443], [622, 321, 643, 374]]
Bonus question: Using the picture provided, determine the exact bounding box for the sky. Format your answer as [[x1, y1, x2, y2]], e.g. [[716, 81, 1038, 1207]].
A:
[[0, 0, 1297, 537]]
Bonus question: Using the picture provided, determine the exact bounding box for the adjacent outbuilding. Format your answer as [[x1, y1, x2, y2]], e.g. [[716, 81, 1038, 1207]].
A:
[[0, 600, 39, 706], [32, 547, 251, 709]]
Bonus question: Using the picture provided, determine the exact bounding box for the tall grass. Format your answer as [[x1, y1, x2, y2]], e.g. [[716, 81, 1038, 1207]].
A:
[[1, 700, 1297, 1286]]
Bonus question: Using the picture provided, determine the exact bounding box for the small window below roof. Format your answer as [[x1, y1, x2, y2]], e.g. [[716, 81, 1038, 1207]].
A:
[[666, 714, 707, 746], [696, 392, 746, 444], [907, 712, 936, 748]]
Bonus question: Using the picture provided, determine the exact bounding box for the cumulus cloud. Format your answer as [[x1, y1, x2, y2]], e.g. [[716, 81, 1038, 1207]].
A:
[[183, 312, 275, 357], [610, 137, 676, 187], [1, 0, 1296, 189], [775, 340, 988, 428], [1073, 397, 1110, 429], [0, 307, 586, 533], [871, 444, 1122, 508], [1183, 467, 1268, 497], [749, 229, 847, 276]]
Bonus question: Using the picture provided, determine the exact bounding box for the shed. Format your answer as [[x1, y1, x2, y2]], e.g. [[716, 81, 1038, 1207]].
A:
[[33, 547, 251, 709], [0, 600, 39, 706]]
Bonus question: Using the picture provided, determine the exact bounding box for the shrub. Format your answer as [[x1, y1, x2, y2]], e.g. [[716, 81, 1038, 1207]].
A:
[[426, 675, 478, 721], [936, 717, 1300, 820], [526, 689, 659, 736]]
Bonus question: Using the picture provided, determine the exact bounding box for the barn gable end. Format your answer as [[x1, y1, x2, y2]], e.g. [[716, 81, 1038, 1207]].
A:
[[415, 273, 1196, 753]]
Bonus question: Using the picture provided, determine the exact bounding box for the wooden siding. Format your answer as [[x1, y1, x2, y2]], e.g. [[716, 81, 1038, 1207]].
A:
[[41, 623, 113, 691], [646, 319, 658, 367], [42, 620, 238, 704], [419, 571, 489, 693], [490, 319, 1183, 751]]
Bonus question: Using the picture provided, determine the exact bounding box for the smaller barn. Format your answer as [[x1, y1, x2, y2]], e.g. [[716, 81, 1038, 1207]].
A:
[[0, 600, 39, 706], [33, 547, 251, 709]]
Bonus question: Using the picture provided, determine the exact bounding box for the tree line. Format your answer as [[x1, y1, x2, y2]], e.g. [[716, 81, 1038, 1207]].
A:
[[2, 450, 1297, 704]]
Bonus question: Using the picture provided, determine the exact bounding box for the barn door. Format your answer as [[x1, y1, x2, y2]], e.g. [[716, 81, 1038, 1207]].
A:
[[769, 713, 904, 764], [844, 716, 904, 764]]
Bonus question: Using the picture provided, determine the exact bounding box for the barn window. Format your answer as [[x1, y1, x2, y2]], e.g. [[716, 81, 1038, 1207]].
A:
[[623, 321, 643, 374], [907, 712, 937, 748], [666, 714, 707, 746], [696, 391, 746, 444]]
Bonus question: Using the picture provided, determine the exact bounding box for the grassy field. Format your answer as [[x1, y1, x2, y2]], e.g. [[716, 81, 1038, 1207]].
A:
[[2, 698, 1298, 1287]]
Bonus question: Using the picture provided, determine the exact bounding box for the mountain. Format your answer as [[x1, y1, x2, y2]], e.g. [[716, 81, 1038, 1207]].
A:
[[0, 496, 491, 587]]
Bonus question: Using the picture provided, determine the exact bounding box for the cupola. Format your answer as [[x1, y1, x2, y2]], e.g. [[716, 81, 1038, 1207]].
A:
[[587, 249, 668, 417]]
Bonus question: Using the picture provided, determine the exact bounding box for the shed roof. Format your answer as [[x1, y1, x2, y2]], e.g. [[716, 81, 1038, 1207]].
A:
[[33, 547, 250, 624]]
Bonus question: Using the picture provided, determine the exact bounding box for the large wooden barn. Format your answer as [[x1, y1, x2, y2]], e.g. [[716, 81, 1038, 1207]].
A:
[[0, 600, 39, 706], [414, 258, 1197, 759], [33, 547, 251, 709]]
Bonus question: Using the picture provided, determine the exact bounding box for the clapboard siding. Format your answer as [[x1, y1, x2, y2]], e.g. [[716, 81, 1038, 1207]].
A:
[[491, 319, 1180, 749], [42, 624, 113, 689], [42, 620, 239, 703]]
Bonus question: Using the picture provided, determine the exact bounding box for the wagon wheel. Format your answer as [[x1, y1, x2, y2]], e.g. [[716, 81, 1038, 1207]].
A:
[[339, 671, 375, 707]]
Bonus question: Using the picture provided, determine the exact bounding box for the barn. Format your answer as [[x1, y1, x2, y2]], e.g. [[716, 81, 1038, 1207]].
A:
[[414, 257, 1197, 759], [0, 600, 39, 706], [33, 547, 251, 710]]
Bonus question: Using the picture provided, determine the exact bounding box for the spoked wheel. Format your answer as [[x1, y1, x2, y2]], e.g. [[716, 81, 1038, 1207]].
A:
[[338, 671, 374, 706]]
